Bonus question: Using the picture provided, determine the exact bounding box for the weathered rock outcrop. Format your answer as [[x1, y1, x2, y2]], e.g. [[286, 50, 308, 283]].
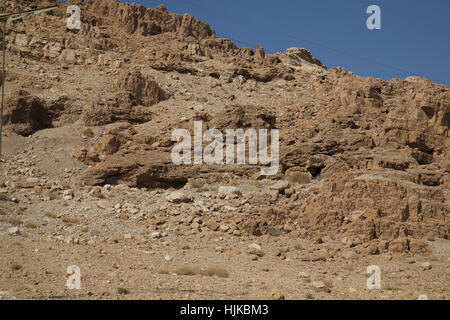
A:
[[81, 91, 153, 126], [118, 70, 168, 107], [2, 90, 52, 136], [4, 0, 448, 251]]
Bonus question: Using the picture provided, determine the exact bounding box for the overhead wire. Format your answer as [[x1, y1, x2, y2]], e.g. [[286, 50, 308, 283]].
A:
[[176, 0, 449, 86]]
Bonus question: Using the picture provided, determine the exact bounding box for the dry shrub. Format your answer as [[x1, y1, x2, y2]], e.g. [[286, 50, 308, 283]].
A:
[[174, 266, 200, 276], [62, 216, 80, 224], [117, 287, 130, 295], [200, 267, 229, 278], [45, 212, 57, 218], [11, 263, 22, 271], [24, 221, 39, 229], [8, 218, 23, 226], [287, 172, 311, 185], [174, 266, 229, 278]]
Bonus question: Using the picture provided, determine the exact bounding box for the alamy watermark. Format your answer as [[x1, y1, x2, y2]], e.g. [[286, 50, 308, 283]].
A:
[[67, 5, 81, 30], [66, 265, 81, 290], [366, 265, 381, 290], [171, 121, 279, 175], [366, 5, 381, 30]]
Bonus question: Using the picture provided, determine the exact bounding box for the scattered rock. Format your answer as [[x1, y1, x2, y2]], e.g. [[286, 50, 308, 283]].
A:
[[248, 243, 262, 251], [166, 191, 193, 203], [218, 186, 241, 196], [312, 281, 331, 293], [269, 290, 285, 300], [90, 187, 103, 198], [312, 236, 324, 244], [298, 272, 310, 279], [284, 188, 294, 198], [248, 243, 264, 257], [341, 237, 353, 248], [251, 172, 264, 180], [7, 227, 21, 236], [151, 232, 162, 239], [341, 249, 356, 260], [421, 262, 432, 271], [270, 181, 290, 191], [270, 190, 279, 201], [63, 190, 73, 200], [206, 221, 219, 231]]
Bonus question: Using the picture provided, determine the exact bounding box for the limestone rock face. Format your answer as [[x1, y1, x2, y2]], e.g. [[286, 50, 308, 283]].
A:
[[2, 0, 448, 253]]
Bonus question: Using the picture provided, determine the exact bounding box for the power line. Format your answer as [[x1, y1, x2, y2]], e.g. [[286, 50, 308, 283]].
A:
[[176, 0, 449, 86]]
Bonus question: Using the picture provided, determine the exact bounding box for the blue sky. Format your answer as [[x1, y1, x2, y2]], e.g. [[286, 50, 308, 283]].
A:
[[65, 0, 450, 85]]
